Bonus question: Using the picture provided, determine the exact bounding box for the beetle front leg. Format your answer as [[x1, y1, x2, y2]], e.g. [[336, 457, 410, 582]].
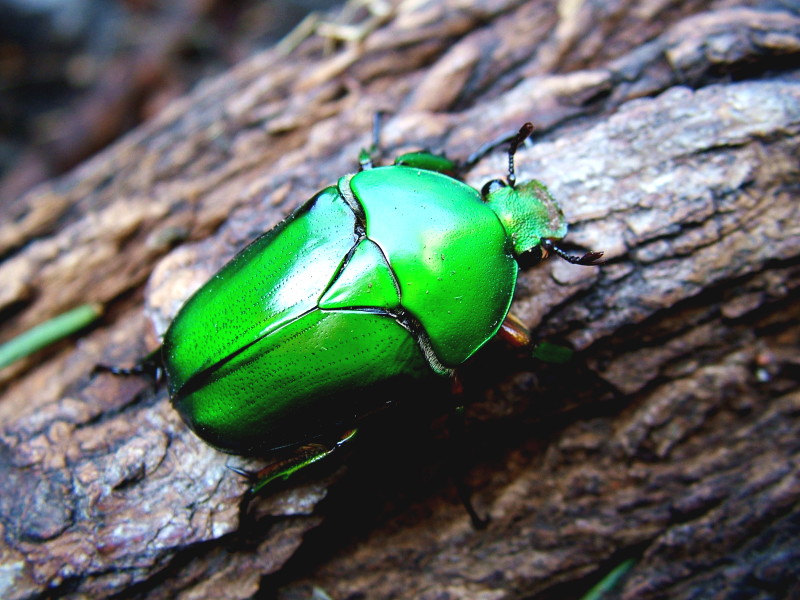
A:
[[459, 122, 535, 176], [233, 428, 358, 496]]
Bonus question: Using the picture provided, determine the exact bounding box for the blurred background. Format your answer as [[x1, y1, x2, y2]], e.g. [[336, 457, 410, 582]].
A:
[[0, 0, 345, 206]]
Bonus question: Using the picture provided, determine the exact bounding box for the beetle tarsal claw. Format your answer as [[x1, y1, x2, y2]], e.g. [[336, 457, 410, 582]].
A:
[[542, 239, 605, 266], [575, 250, 606, 265]]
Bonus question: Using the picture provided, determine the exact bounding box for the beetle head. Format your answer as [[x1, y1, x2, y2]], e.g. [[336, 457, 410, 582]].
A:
[[480, 122, 603, 266], [483, 179, 567, 257]]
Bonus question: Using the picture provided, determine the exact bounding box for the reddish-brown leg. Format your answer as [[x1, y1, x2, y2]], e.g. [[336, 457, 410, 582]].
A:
[[496, 312, 534, 351]]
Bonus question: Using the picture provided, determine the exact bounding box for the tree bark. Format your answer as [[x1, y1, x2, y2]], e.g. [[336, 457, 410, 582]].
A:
[[1, 1, 799, 599]]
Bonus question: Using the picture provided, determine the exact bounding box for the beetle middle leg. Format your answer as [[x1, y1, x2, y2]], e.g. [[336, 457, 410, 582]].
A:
[[459, 122, 535, 176], [360, 112, 462, 176], [233, 428, 358, 496], [358, 111, 386, 170]]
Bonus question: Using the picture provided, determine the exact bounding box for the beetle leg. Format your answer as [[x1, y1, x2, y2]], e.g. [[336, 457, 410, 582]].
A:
[[363, 112, 463, 176], [541, 238, 605, 266], [239, 428, 358, 496], [459, 122, 535, 176], [497, 312, 533, 350], [358, 111, 385, 170], [448, 375, 490, 529], [499, 313, 578, 364], [92, 347, 165, 384]]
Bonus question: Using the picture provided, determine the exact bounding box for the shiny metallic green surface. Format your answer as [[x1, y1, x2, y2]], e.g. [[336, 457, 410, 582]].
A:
[[161, 150, 572, 455], [171, 309, 427, 452], [163, 186, 356, 397], [318, 238, 401, 311], [164, 183, 431, 452], [350, 166, 517, 367], [394, 151, 457, 174]]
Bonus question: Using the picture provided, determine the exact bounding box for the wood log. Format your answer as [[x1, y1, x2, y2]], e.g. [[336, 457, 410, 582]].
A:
[[1, 1, 798, 598]]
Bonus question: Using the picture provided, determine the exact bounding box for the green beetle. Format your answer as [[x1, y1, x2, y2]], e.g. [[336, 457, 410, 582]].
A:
[[110, 122, 601, 492]]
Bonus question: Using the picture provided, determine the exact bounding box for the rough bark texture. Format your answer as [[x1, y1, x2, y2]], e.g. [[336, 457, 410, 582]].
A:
[[1, 1, 799, 599]]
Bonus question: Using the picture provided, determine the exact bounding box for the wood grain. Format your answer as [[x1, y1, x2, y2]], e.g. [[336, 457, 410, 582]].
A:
[[1, 1, 798, 598]]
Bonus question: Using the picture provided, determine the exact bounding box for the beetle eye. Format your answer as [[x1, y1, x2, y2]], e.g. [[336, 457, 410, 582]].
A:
[[481, 179, 507, 198], [517, 244, 545, 269]]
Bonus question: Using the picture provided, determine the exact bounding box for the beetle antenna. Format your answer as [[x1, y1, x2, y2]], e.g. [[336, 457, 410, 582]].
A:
[[507, 122, 534, 188], [541, 239, 605, 265]]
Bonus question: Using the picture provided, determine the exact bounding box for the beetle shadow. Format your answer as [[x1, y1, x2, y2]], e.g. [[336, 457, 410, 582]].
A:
[[249, 340, 623, 594]]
